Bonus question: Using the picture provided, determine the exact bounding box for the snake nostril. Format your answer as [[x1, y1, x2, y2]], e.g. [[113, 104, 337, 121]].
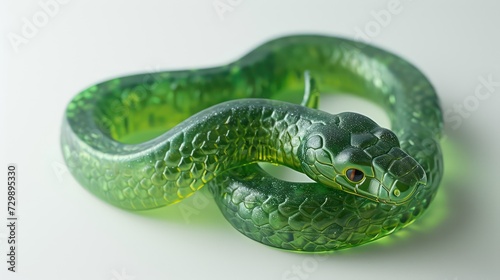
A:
[[393, 189, 401, 197]]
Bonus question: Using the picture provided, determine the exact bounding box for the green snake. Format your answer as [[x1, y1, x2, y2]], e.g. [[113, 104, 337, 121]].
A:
[[61, 35, 443, 252]]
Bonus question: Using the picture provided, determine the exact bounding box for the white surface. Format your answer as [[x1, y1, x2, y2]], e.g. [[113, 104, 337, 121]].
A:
[[1, 0, 500, 279]]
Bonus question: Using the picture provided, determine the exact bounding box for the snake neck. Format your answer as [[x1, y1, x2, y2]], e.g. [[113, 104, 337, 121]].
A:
[[158, 99, 328, 180]]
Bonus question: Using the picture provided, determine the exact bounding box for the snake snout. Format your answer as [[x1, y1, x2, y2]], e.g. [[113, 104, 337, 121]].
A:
[[373, 147, 427, 204]]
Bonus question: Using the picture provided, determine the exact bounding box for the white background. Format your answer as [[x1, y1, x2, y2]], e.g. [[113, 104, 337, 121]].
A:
[[2, 0, 500, 279]]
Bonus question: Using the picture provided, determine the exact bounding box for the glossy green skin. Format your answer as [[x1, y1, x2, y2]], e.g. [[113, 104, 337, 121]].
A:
[[61, 35, 443, 252]]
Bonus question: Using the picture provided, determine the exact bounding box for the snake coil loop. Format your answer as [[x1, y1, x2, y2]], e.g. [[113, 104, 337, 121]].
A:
[[61, 35, 443, 252]]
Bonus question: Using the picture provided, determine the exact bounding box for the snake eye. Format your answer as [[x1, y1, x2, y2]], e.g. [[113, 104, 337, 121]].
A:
[[345, 168, 364, 183]]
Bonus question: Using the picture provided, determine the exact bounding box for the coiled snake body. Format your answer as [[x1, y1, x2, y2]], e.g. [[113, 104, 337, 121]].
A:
[[61, 35, 443, 252]]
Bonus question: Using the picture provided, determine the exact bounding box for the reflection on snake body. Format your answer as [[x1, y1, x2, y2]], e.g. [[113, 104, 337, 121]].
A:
[[61, 35, 443, 252]]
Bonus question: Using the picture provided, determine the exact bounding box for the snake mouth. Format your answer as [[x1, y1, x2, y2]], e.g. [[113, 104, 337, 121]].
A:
[[356, 177, 423, 205], [333, 172, 425, 205]]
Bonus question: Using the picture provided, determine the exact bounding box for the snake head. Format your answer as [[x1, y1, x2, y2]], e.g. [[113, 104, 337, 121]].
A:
[[299, 112, 426, 205]]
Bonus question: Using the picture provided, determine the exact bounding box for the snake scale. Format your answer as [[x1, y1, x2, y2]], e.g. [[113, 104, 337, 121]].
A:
[[61, 35, 443, 252]]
